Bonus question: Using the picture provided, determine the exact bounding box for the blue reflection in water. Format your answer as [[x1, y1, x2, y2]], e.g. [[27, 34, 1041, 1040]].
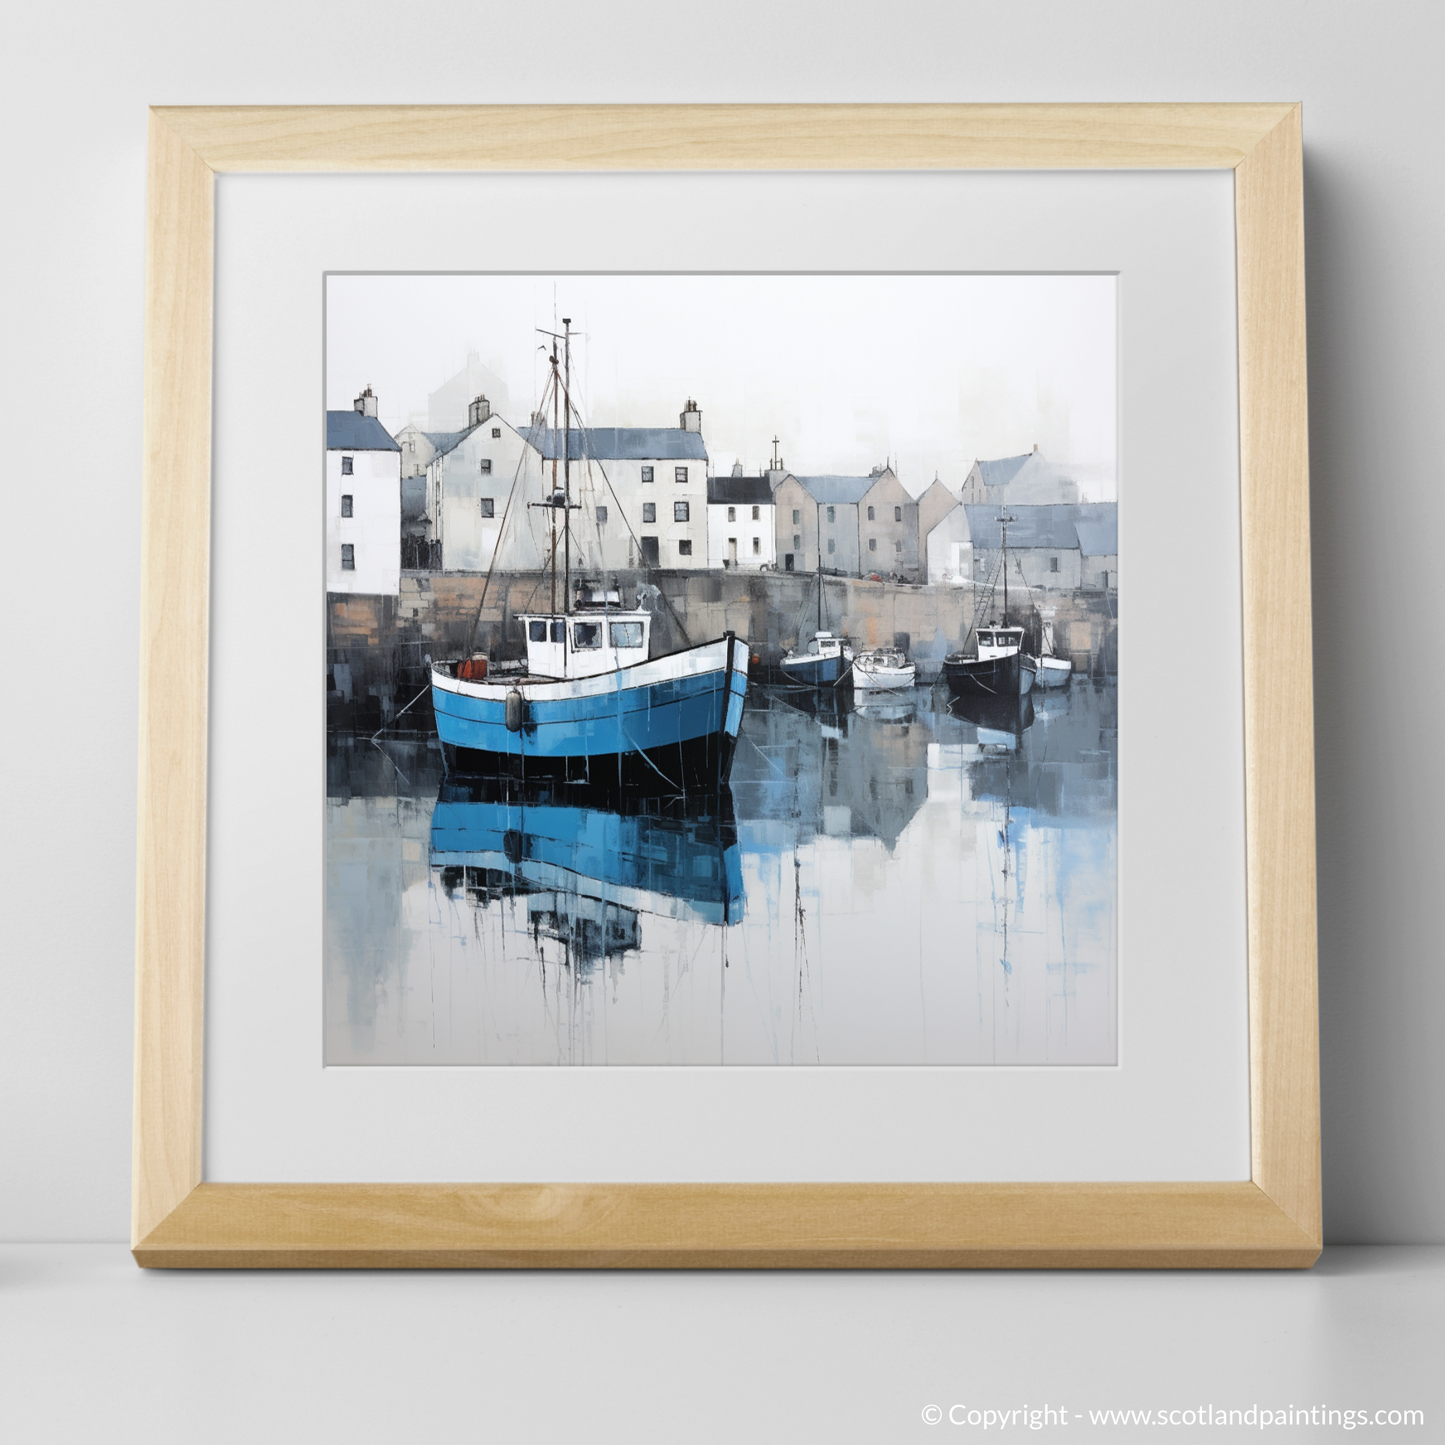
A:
[[324, 680, 1117, 1065]]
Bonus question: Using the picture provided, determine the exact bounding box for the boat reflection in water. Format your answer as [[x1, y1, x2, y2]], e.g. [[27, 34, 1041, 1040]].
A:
[[429, 778, 743, 976], [946, 690, 1034, 750]]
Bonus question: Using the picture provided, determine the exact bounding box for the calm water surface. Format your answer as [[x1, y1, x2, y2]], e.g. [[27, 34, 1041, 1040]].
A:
[[325, 680, 1117, 1065]]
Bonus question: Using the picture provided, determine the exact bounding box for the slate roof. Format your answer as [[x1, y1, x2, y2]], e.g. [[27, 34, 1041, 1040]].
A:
[[424, 427, 478, 459], [975, 454, 1033, 489], [524, 426, 708, 462], [789, 474, 875, 506], [326, 411, 401, 451], [1073, 505, 1118, 556], [707, 475, 774, 506]]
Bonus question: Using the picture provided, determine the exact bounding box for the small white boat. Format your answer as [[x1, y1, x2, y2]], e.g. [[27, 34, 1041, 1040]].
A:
[[852, 646, 916, 691], [1032, 618, 1073, 689]]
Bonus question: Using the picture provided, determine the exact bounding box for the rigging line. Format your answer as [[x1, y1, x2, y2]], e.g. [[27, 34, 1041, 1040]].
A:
[[466, 368, 559, 655], [562, 392, 694, 648]]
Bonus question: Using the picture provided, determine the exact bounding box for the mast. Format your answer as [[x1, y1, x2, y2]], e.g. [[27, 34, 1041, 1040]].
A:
[[549, 344, 559, 617], [562, 318, 572, 615], [816, 500, 823, 632], [1001, 508, 1011, 624]]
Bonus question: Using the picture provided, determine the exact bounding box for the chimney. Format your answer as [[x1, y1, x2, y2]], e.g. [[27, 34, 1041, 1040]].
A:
[[731, 461, 744, 477], [680, 398, 702, 433], [1032, 443, 1038, 453], [468, 394, 491, 428], [354, 386, 377, 418]]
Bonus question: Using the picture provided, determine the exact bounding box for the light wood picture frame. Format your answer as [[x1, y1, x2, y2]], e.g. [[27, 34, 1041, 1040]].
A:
[[134, 103, 1318, 1268]]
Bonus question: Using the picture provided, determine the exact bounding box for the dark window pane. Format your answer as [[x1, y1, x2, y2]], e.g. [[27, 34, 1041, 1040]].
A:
[[480, 497, 494, 518], [675, 467, 688, 483], [480, 459, 492, 474], [610, 621, 644, 649], [340, 543, 355, 570], [551, 620, 565, 642], [341, 494, 353, 518], [573, 622, 602, 649], [529, 620, 547, 642], [639, 536, 659, 565], [641, 466, 654, 483], [596, 506, 608, 524], [642, 502, 656, 523], [674, 501, 689, 522], [678, 539, 693, 556], [341, 456, 353, 475]]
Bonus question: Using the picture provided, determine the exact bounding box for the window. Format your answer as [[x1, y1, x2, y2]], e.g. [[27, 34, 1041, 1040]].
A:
[[827, 539, 836, 555], [642, 502, 656, 524], [1049, 556, 1060, 573], [491, 427, 501, 439], [867, 506, 875, 521], [340, 494, 353, 518], [827, 506, 836, 523], [894, 506, 903, 522], [752, 505, 760, 521], [784, 553, 795, 571], [674, 501, 690, 522], [792, 509, 800, 524], [675, 466, 688, 483], [727, 506, 736, 522], [752, 537, 761, 555], [340, 543, 355, 570], [639, 536, 659, 564], [868, 537, 877, 552], [678, 539, 693, 556], [641, 466, 654, 483], [480, 497, 494, 518], [340, 455, 353, 475], [610, 621, 644, 649], [596, 506, 608, 524], [793, 534, 801, 548], [572, 621, 602, 649], [551, 620, 565, 642], [528, 620, 547, 642], [480, 458, 492, 474], [894, 539, 903, 554]]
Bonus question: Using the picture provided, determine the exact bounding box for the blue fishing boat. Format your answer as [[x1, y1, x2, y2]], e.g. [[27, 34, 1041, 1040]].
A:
[[776, 563, 852, 687], [429, 780, 744, 930], [430, 320, 749, 791]]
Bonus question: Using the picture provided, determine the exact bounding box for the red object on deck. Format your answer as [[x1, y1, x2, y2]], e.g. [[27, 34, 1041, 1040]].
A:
[[457, 656, 489, 681]]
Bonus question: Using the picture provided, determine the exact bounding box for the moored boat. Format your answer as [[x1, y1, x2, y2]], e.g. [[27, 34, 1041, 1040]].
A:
[[1033, 617, 1073, 689], [779, 630, 853, 686], [430, 319, 749, 792], [943, 625, 1036, 698], [852, 646, 916, 691]]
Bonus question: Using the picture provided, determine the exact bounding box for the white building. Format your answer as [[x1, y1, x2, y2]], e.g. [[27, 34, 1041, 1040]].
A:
[[926, 504, 973, 587], [326, 388, 402, 596], [522, 400, 711, 571], [428, 396, 545, 572], [706, 471, 776, 569]]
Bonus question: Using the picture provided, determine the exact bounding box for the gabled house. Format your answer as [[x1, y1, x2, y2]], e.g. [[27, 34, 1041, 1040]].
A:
[[926, 504, 973, 587], [427, 396, 544, 573], [326, 388, 402, 596], [524, 400, 710, 571], [857, 467, 919, 578], [964, 503, 1089, 594], [706, 471, 776, 569], [773, 473, 874, 574], [960, 449, 1081, 506]]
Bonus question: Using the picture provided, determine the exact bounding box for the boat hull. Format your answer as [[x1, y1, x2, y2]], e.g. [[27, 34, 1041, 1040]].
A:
[[431, 635, 748, 792], [853, 665, 915, 691], [777, 651, 849, 687], [943, 649, 1031, 698], [1036, 655, 1072, 688]]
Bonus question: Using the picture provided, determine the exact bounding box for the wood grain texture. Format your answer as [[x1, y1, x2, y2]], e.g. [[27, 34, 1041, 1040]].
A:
[[132, 112, 213, 1248], [134, 1183, 1319, 1269], [133, 103, 1320, 1268], [1235, 106, 1322, 1244], [155, 103, 1297, 174]]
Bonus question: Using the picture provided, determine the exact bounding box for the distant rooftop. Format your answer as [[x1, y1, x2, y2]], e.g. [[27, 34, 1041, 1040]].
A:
[[524, 426, 708, 462], [326, 411, 401, 452], [1073, 505, 1118, 556], [788, 475, 876, 506], [707, 475, 773, 506], [975, 454, 1034, 489]]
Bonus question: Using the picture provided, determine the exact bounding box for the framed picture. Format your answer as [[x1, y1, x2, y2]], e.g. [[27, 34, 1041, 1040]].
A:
[[134, 104, 1318, 1267]]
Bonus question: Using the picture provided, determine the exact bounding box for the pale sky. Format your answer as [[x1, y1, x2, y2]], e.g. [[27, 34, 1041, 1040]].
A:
[[326, 273, 1116, 501]]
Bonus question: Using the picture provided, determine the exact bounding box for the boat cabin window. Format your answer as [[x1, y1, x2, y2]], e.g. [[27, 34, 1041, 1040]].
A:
[[573, 622, 602, 649], [610, 621, 644, 649], [551, 620, 564, 643], [529, 620, 547, 642]]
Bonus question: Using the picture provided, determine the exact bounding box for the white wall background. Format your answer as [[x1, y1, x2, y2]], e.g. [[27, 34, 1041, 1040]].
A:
[[1, 0, 1441, 1248]]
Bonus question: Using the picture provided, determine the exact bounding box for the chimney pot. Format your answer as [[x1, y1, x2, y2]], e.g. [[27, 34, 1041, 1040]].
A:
[[354, 386, 377, 418]]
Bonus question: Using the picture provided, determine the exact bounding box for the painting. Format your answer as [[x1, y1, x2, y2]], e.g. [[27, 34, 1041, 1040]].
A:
[[323, 273, 1117, 1067]]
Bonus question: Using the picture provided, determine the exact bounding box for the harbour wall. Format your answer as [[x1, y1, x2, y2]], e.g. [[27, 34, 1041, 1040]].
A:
[[326, 569, 1117, 731]]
